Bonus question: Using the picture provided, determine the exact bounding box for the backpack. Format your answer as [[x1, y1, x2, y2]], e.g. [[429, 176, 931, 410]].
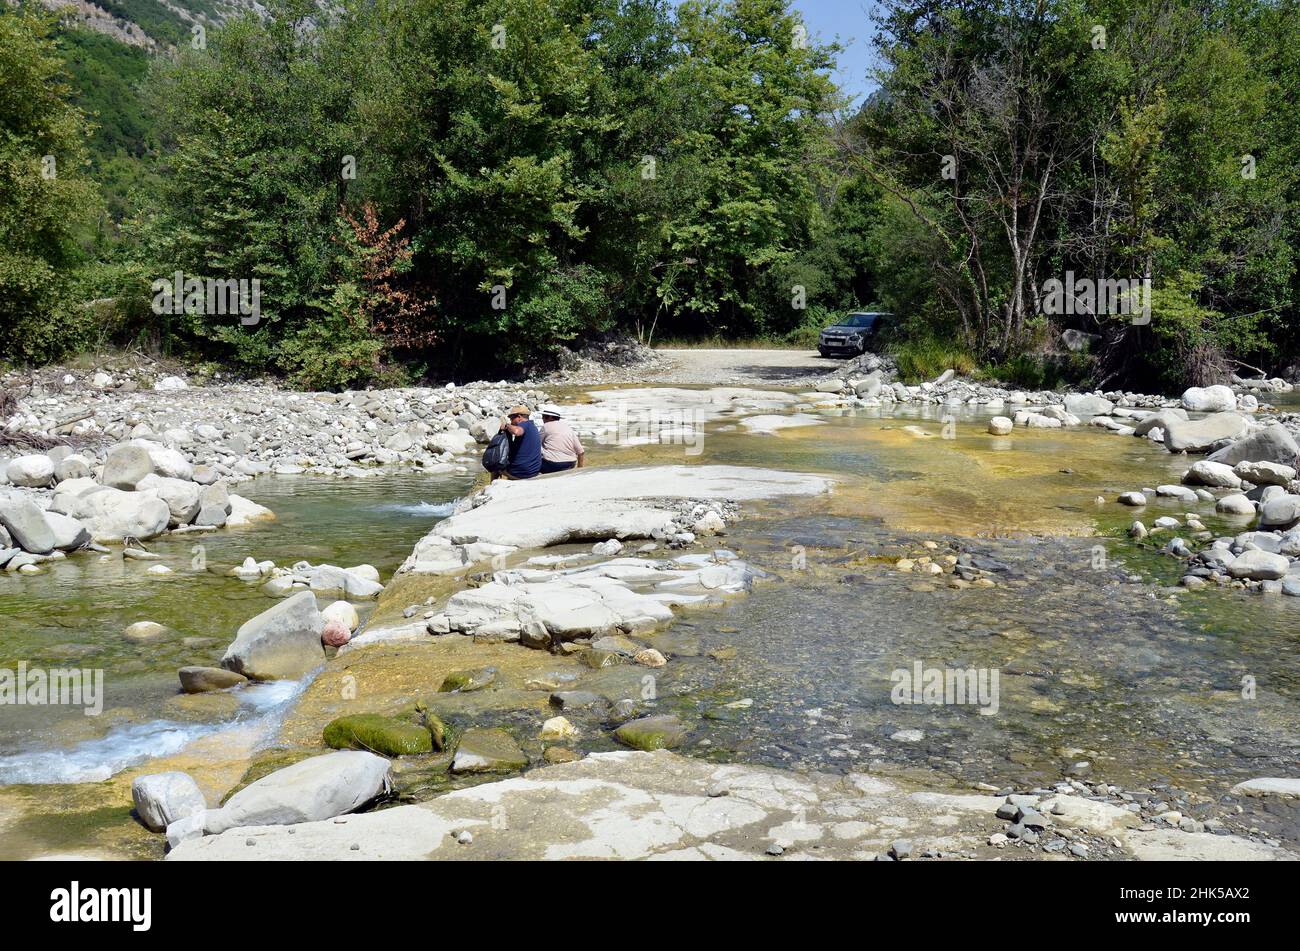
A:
[[481, 431, 512, 473]]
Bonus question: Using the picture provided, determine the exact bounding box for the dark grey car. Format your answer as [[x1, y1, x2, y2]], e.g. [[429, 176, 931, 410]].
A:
[[817, 312, 890, 357]]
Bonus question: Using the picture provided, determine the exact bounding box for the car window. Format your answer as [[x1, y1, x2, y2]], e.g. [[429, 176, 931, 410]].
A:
[[843, 314, 878, 328]]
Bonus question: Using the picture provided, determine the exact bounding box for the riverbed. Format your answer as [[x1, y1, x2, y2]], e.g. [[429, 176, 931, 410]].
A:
[[2, 391, 1297, 858]]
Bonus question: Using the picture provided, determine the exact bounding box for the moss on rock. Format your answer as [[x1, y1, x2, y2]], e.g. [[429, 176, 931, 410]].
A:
[[323, 714, 434, 756]]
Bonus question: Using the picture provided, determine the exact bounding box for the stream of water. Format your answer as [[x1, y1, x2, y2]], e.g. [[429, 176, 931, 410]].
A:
[[1, 394, 1296, 856]]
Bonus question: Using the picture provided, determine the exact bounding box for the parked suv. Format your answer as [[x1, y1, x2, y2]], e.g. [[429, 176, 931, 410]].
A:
[[817, 311, 890, 357]]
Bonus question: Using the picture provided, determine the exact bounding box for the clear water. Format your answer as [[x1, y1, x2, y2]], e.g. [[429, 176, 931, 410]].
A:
[[0, 470, 476, 781]]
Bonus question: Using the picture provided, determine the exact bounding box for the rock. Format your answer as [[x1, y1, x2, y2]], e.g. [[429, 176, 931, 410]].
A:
[[550, 690, 606, 711], [1216, 494, 1255, 516], [1229, 778, 1300, 799], [0, 499, 57, 554], [633, 648, 667, 668], [424, 465, 830, 550], [1226, 549, 1289, 581], [439, 666, 497, 693], [1234, 460, 1296, 487], [987, 416, 1013, 436], [220, 590, 326, 680], [226, 495, 275, 527], [323, 714, 433, 756], [178, 666, 248, 693], [194, 504, 229, 529], [153, 375, 188, 392], [1129, 520, 1147, 538], [1182, 460, 1241, 488], [307, 564, 384, 600], [321, 600, 360, 632], [891, 729, 924, 742], [693, 511, 726, 535], [54, 454, 92, 482], [451, 728, 528, 774], [540, 716, 577, 740], [66, 487, 171, 542], [1133, 409, 1189, 437], [321, 620, 351, 648], [138, 475, 202, 526], [6, 454, 54, 487], [592, 539, 624, 556], [203, 751, 392, 835], [1181, 385, 1237, 413], [1165, 413, 1250, 454], [1258, 494, 1300, 530], [1118, 492, 1147, 506], [614, 714, 687, 751], [1206, 424, 1300, 468], [101, 444, 155, 490], [124, 621, 171, 644], [131, 772, 207, 832], [1064, 393, 1114, 417]]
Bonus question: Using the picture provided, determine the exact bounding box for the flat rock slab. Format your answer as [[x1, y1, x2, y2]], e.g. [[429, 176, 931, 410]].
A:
[[450, 728, 528, 774], [167, 751, 1295, 862], [425, 465, 831, 550]]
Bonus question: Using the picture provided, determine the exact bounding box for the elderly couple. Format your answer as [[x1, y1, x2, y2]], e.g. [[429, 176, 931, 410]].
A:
[[490, 405, 586, 481]]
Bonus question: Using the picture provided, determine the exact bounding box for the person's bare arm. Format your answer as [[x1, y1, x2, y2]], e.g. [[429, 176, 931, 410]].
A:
[[576, 451, 585, 468]]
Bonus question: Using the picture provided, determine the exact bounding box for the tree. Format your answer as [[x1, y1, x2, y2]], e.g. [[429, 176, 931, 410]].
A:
[[0, 7, 100, 363]]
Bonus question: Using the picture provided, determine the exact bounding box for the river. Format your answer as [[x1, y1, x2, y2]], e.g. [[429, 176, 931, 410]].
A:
[[1, 391, 1297, 857]]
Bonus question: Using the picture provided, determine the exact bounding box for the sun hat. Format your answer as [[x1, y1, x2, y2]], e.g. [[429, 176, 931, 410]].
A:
[[506, 405, 530, 417], [540, 405, 562, 418]]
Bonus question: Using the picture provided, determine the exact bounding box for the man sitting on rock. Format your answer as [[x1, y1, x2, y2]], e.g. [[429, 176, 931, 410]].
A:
[[492, 405, 542, 481], [538, 405, 585, 474]]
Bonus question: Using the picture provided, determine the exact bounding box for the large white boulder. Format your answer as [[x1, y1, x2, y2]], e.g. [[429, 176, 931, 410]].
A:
[[137, 474, 202, 527], [66, 486, 171, 542], [132, 772, 207, 832], [1064, 393, 1114, 417], [201, 751, 391, 835], [220, 590, 325, 680], [6, 455, 54, 488], [1206, 424, 1300, 468], [0, 498, 57, 554], [1226, 549, 1289, 581], [1234, 460, 1296, 487], [1181, 385, 1237, 413], [429, 465, 830, 550], [1181, 460, 1241, 489], [1163, 413, 1248, 453], [101, 443, 154, 490], [43, 510, 91, 551]]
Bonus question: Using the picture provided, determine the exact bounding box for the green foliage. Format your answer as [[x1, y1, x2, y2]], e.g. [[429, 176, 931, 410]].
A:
[[0, 9, 102, 363], [890, 337, 978, 384], [56, 28, 159, 225]]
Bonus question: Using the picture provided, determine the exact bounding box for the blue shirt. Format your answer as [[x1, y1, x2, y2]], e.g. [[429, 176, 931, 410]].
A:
[[507, 419, 542, 479]]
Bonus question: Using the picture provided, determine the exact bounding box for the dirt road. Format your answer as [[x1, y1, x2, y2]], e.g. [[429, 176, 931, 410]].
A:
[[644, 348, 847, 386]]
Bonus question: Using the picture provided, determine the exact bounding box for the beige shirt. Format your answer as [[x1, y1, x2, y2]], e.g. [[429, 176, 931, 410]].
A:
[[540, 419, 584, 463]]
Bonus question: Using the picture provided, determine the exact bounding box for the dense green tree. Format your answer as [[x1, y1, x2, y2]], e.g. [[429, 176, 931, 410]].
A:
[[0, 8, 101, 364]]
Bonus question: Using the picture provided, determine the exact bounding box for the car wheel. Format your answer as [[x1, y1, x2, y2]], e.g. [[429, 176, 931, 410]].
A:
[[818, 348, 830, 358]]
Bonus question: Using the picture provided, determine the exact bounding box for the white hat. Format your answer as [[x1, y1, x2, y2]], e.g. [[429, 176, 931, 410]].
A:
[[540, 405, 562, 418]]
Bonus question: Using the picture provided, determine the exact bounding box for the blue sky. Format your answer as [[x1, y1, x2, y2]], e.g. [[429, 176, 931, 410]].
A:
[[668, 1, 883, 105], [791, 0, 881, 104]]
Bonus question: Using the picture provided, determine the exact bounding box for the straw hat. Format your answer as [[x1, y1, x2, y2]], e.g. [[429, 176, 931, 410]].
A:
[[506, 405, 530, 417]]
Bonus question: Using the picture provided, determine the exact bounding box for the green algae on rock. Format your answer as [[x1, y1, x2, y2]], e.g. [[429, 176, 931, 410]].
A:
[[614, 714, 687, 751], [323, 714, 433, 757]]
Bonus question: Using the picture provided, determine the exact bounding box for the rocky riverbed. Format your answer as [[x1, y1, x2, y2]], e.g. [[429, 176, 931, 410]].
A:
[[2, 356, 1298, 862]]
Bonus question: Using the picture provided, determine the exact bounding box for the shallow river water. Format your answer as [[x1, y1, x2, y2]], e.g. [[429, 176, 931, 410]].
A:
[[2, 393, 1297, 856]]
